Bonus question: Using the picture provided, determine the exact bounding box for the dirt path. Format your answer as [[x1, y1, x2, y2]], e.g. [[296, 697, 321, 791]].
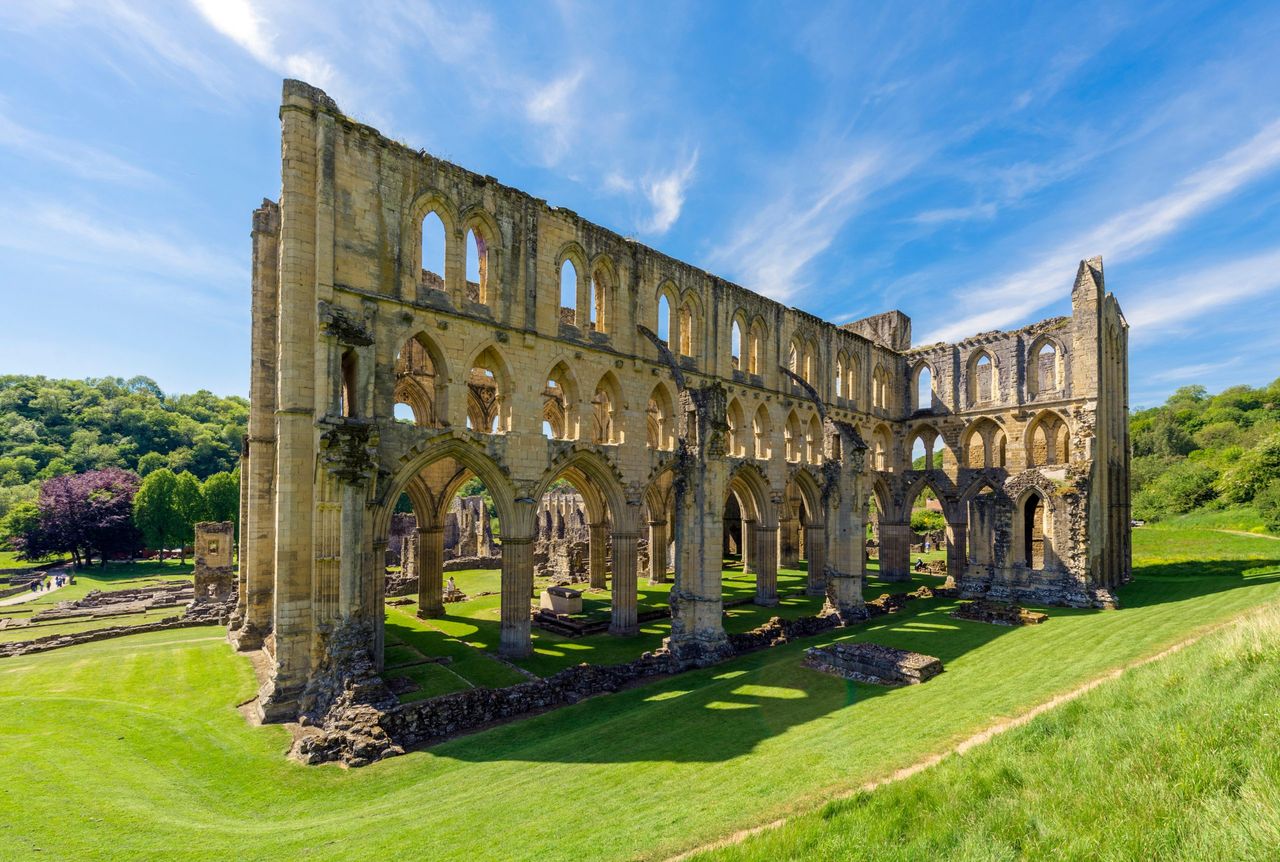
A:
[[0, 565, 73, 607], [662, 604, 1273, 862], [1215, 529, 1280, 541]]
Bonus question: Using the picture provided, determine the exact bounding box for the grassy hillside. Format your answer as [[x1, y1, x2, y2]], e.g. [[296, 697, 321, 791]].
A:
[[0, 525, 1276, 861], [694, 594, 1280, 861], [0, 375, 247, 521], [1131, 379, 1280, 532]]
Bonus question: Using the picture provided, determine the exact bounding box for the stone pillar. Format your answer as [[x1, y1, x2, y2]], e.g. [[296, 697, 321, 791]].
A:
[[779, 506, 800, 568], [754, 524, 779, 606], [589, 522, 609, 589], [805, 524, 827, 595], [256, 90, 321, 722], [742, 518, 757, 574], [609, 531, 640, 636], [499, 536, 534, 659], [400, 528, 418, 583], [824, 477, 867, 620], [945, 521, 966, 583], [879, 521, 912, 582], [417, 526, 445, 619], [236, 200, 280, 651], [667, 384, 733, 667], [648, 520, 668, 584]]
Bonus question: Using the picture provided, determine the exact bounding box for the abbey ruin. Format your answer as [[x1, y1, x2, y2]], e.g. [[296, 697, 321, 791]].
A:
[[232, 81, 1131, 722]]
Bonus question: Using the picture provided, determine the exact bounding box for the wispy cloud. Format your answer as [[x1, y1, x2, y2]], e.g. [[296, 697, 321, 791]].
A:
[[1125, 246, 1280, 336], [0, 104, 156, 185], [0, 202, 245, 286], [523, 69, 586, 165], [920, 117, 1280, 343], [189, 0, 337, 90], [911, 201, 997, 225], [1146, 357, 1243, 383], [712, 146, 908, 301]]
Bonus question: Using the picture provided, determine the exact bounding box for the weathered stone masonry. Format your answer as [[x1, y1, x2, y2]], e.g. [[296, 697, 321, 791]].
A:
[[233, 80, 1130, 722]]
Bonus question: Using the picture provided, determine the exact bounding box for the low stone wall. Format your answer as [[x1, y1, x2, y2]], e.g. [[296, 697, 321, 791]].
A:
[[443, 555, 500, 572], [803, 642, 943, 685], [951, 599, 1048, 626], [294, 603, 916, 766]]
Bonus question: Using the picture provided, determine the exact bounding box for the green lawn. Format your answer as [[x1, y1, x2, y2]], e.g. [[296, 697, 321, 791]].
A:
[[0, 526, 1276, 861], [693, 597, 1280, 861], [0, 559, 193, 643]]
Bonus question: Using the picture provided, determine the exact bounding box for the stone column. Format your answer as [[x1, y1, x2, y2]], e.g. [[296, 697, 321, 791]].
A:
[[779, 510, 800, 568], [236, 201, 280, 651], [417, 526, 445, 619], [945, 521, 966, 583], [741, 518, 757, 574], [879, 521, 912, 581], [805, 524, 827, 595], [256, 91, 321, 722], [824, 476, 867, 620], [754, 524, 779, 606], [609, 530, 640, 636], [589, 522, 609, 589], [667, 384, 733, 667], [647, 519, 668, 584], [499, 536, 534, 659]]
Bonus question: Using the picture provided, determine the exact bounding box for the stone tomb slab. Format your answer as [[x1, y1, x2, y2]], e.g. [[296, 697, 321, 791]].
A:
[[803, 642, 943, 686], [540, 585, 583, 615]]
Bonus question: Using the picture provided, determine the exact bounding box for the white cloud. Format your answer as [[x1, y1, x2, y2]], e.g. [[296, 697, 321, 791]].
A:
[[911, 201, 997, 225], [921, 117, 1280, 343], [609, 151, 700, 235], [1125, 246, 1280, 335], [523, 69, 586, 165], [189, 0, 337, 90], [0, 105, 156, 185], [712, 148, 901, 301]]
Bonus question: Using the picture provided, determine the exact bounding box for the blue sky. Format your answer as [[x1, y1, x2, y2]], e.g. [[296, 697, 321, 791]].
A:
[[1, 1, 1278, 407]]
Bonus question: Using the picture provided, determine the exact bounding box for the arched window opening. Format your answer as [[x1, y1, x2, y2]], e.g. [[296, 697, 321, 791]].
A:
[[872, 365, 891, 410], [679, 302, 695, 358], [543, 372, 572, 441], [752, 406, 771, 460], [591, 376, 622, 445], [421, 211, 446, 294], [1023, 493, 1045, 568], [873, 426, 892, 471], [784, 412, 802, 463], [1031, 341, 1059, 396], [645, 384, 674, 451], [393, 334, 446, 428], [465, 228, 488, 306], [466, 348, 508, 434], [914, 364, 933, 412], [657, 293, 672, 346], [731, 320, 743, 371], [748, 321, 764, 376], [340, 349, 358, 418], [804, 341, 818, 385], [969, 352, 994, 405], [807, 415, 823, 464], [591, 272, 608, 333], [559, 260, 578, 326], [394, 403, 416, 423], [727, 399, 746, 457], [835, 357, 845, 398]]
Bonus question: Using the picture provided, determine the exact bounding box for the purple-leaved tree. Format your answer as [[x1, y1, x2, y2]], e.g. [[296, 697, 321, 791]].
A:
[[17, 468, 142, 567]]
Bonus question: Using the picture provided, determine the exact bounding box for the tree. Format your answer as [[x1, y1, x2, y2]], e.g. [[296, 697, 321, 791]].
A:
[[910, 508, 945, 535], [133, 469, 182, 560], [202, 470, 240, 533], [0, 501, 39, 550], [1256, 480, 1280, 534], [16, 468, 141, 567], [172, 471, 207, 564]]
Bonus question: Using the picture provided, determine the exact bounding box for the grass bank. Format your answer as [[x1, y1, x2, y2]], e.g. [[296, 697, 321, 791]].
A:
[[691, 600, 1280, 861]]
